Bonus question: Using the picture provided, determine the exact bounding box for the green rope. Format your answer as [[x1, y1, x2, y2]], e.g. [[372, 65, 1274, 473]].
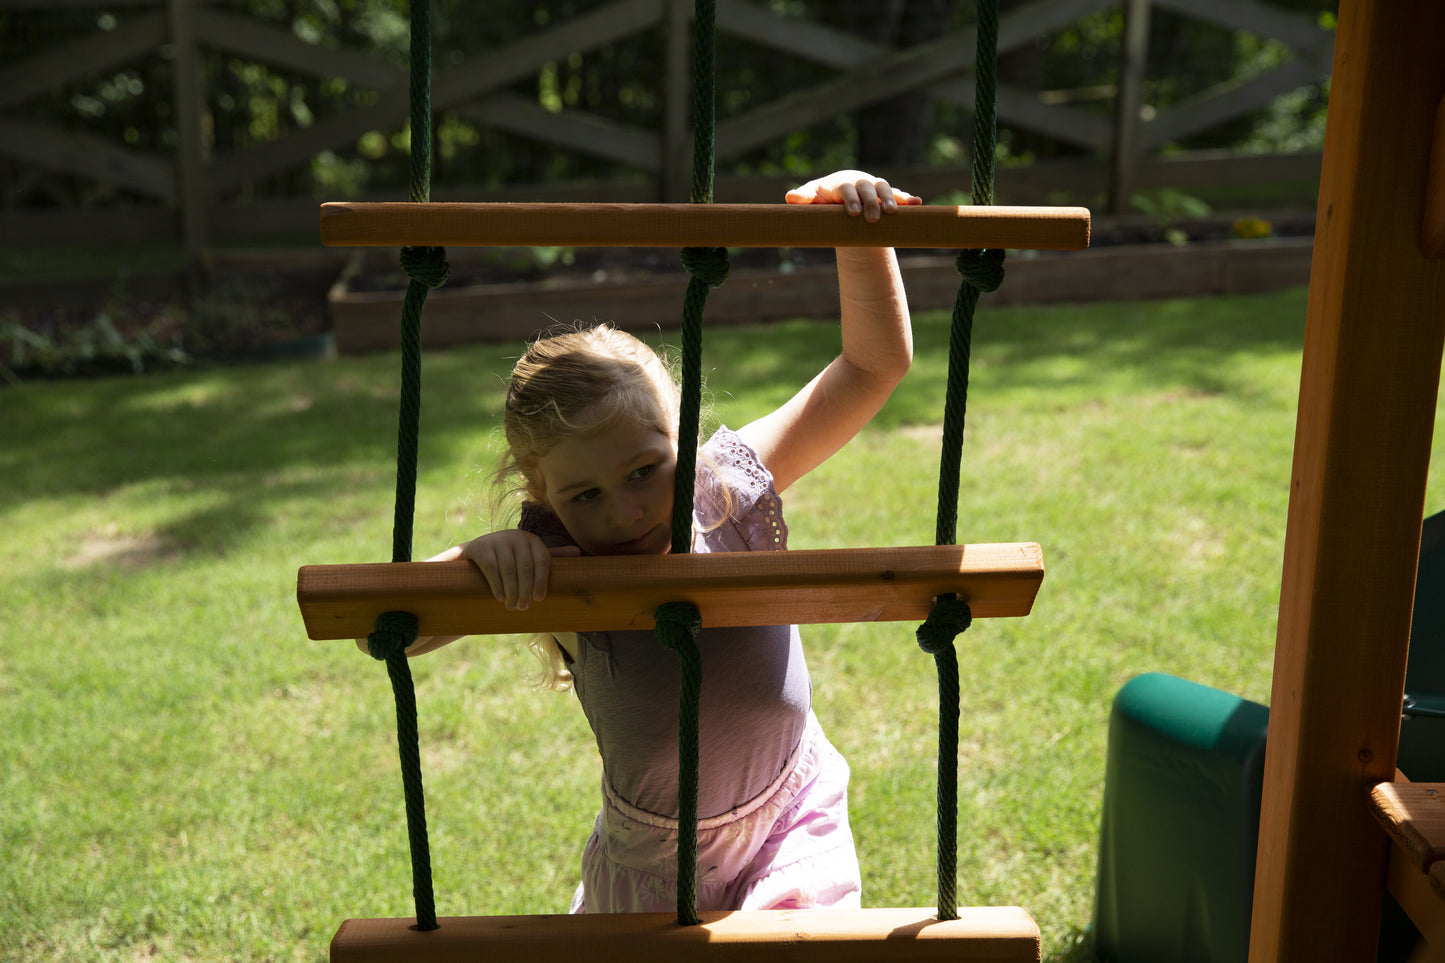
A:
[[657, 0, 726, 927], [921, 0, 1004, 923], [372, 0, 447, 933], [685, 0, 719, 208], [367, 612, 434, 930], [654, 601, 704, 924], [669, 0, 727, 558]]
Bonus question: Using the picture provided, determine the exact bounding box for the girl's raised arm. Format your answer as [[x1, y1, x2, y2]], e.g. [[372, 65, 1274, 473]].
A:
[[736, 170, 918, 494]]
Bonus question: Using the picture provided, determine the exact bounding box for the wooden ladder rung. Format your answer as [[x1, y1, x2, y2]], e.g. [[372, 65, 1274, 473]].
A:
[[1370, 781, 1445, 950], [297, 543, 1044, 641], [319, 202, 1091, 251], [329, 907, 1042, 963], [1371, 782, 1445, 872]]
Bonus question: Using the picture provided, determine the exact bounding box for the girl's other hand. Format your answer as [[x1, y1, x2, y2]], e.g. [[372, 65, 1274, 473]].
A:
[[784, 170, 921, 222], [436, 531, 580, 611]]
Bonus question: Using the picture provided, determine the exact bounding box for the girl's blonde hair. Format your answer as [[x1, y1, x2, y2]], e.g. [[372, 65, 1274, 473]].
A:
[[500, 324, 683, 691], [501, 324, 682, 507]]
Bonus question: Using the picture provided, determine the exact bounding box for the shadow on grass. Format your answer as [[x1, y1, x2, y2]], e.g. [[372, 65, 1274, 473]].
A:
[[0, 347, 517, 511], [0, 345, 524, 580], [1, 287, 1309, 558]]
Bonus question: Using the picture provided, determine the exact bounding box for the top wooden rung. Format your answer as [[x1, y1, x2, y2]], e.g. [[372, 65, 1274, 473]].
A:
[[319, 202, 1091, 251]]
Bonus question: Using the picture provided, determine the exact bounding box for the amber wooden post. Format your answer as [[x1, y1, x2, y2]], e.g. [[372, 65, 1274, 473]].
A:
[[1248, 1, 1445, 960], [1425, 93, 1445, 259]]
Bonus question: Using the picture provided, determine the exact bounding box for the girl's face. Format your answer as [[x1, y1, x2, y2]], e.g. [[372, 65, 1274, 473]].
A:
[[536, 419, 677, 556]]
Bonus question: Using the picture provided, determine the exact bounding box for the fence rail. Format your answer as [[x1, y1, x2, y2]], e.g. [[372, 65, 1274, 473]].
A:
[[0, 0, 1333, 255]]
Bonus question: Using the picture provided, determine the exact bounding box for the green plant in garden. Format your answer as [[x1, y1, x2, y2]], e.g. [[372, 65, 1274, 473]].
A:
[[1131, 189, 1213, 246], [0, 275, 324, 382], [1, 310, 189, 379]]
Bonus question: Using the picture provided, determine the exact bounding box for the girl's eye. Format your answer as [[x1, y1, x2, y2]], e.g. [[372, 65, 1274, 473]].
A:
[[572, 488, 600, 505], [631, 464, 655, 481]]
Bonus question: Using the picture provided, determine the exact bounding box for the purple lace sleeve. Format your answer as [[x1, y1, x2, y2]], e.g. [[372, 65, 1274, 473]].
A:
[[696, 426, 789, 552]]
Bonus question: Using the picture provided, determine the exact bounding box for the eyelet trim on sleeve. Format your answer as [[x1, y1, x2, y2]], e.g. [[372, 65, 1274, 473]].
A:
[[698, 426, 789, 552], [758, 490, 785, 548]]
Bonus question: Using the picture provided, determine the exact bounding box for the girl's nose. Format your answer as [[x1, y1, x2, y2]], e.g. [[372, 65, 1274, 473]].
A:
[[611, 494, 644, 526]]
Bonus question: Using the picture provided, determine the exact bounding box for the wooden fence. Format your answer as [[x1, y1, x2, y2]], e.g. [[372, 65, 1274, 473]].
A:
[[0, 0, 1334, 256]]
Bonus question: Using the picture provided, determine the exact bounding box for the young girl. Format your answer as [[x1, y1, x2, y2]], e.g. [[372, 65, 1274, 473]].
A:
[[396, 170, 918, 914]]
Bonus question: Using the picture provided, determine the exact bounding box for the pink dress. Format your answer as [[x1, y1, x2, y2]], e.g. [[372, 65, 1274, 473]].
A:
[[520, 427, 861, 913]]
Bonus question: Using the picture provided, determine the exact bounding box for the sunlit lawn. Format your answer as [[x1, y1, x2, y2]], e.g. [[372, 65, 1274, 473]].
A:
[[3, 285, 1442, 961]]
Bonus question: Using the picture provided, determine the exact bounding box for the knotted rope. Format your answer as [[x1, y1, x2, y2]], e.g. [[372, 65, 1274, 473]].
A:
[[916, 594, 973, 913], [654, 600, 705, 924], [921, 0, 1004, 922], [659, 0, 725, 927], [371, 0, 445, 933], [366, 611, 434, 929]]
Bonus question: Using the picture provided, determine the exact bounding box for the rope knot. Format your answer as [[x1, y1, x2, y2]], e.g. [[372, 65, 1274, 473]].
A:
[[679, 246, 730, 287], [916, 594, 973, 655], [955, 248, 1006, 293], [367, 610, 420, 661], [400, 245, 450, 289], [654, 601, 703, 650]]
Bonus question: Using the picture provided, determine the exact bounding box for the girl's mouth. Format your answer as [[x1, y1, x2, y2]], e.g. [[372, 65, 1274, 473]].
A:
[[613, 525, 666, 554]]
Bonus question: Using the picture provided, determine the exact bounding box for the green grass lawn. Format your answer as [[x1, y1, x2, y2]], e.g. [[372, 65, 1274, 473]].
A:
[[3, 286, 1442, 962]]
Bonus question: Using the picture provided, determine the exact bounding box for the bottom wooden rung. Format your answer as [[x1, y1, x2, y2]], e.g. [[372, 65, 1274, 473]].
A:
[[330, 906, 1041, 963]]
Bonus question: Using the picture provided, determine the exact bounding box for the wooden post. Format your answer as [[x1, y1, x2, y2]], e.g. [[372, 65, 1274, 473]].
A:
[[166, 0, 207, 271], [663, 0, 692, 202], [1425, 93, 1445, 258], [1108, 0, 1150, 217], [1248, 1, 1445, 960]]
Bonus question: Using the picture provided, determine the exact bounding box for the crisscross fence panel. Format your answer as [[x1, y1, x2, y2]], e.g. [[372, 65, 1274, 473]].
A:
[[0, 0, 1333, 253]]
